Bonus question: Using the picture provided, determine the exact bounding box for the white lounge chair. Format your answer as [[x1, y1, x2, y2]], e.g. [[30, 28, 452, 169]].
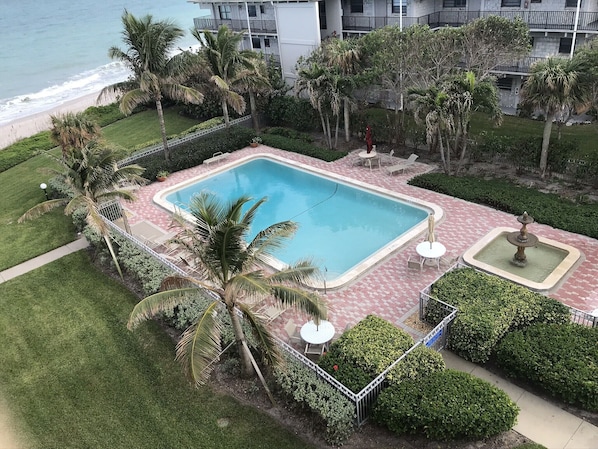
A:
[[284, 320, 303, 347], [386, 153, 419, 175]]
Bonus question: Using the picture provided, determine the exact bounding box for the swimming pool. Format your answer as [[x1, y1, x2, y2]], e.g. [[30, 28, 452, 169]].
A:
[[155, 154, 442, 289]]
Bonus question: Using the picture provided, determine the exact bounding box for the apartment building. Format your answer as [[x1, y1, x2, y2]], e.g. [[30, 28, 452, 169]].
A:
[[189, 0, 598, 109]]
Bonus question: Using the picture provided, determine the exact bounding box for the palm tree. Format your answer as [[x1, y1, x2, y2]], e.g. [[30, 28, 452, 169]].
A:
[[99, 11, 204, 162], [18, 142, 145, 276], [235, 56, 272, 131], [50, 112, 101, 159], [520, 57, 589, 178], [192, 26, 260, 127], [127, 193, 327, 388]]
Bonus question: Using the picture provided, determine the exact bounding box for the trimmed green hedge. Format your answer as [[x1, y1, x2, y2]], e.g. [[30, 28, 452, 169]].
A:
[[408, 173, 598, 239], [261, 133, 347, 162], [386, 345, 445, 386], [495, 323, 598, 412], [274, 354, 355, 445], [426, 268, 570, 363], [318, 315, 414, 392], [0, 131, 55, 172], [372, 369, 519, 440]]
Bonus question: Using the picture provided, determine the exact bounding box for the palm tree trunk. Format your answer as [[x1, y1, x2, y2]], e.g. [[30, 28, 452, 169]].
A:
[[229, 308, 254, 378], [343, 97, 350, 142], [249, 91, 259, 131], [438, 128, 449, 175], [540, 113, 555, 179], [334, 113, 340, 149], [222, 99, 230, 128], [155, 99, 170, 162]]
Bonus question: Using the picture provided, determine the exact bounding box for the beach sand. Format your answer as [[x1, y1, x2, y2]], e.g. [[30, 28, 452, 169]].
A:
[[0, 91, 117, 150]]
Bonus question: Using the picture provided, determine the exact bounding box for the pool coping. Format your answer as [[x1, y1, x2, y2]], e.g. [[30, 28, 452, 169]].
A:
[[462, 226, 582, 292], [153, 152, 444, 290]]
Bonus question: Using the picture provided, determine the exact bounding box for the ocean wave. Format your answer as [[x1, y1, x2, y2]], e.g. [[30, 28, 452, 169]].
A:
[[0, 61, 132, 126]]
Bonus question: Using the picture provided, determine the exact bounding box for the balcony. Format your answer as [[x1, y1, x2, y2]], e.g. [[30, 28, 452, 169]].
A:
[[194, 17, 277, 33], [342, 11, 598, 32]]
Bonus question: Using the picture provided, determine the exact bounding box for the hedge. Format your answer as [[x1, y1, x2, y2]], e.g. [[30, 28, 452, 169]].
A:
[[408, 173, 598, 239], [274, 353, 355, 445], [495, 323, 598, 412], [260, 133, 347, 162], [426, 268, 570, 363], [386, 344, 446, 386], [318, 315, 414, 392], [372, 369, 519, 440]]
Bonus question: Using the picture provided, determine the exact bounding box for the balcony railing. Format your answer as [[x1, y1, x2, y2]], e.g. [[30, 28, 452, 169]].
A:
[[342, 10, 598, 32], [493, 56, 551, 74], [194, 17, 277, 33]]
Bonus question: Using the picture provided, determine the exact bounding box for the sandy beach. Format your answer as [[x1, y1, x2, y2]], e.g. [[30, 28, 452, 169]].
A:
[[0, 91, 117, 150]]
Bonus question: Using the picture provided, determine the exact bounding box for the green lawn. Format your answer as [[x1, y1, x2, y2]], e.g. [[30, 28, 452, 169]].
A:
[[0, 251, 314, 449], [102, 106, 200, 151], [0, 152, 75, 271]]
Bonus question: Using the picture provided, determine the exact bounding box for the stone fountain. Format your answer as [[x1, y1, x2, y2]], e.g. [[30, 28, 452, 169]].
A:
[[506, 211, 539, 267]]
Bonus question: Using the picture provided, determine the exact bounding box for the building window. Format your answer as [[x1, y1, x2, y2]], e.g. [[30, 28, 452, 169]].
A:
[[218, 5, 231, 20], [529, 36, 535, 48], [530, 0, 541, 3], [443, 0, 466, 7], [264, 38, 270, 47], [565, 0, 581, 6], [248, 5, 257, 17], [501, 0, 521, 6], [350, 0, 364, 13], [252, 37, 261, 49], [260, 5, 265, 14], [496, 77, 513, 91], [319, 1, 327, 29], [559, 37, 572, 53], [392, 0, 407, 13]]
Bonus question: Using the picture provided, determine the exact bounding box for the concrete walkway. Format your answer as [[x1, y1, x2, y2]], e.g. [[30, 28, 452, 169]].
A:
[[0, 237, 88, 284], [443, 351, 598, 449]]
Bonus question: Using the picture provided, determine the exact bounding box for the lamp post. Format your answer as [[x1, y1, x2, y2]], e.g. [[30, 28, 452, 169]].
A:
[[40, 182, 48, 200]]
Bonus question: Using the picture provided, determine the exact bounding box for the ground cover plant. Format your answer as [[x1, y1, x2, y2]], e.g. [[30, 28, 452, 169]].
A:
[[0, 152, 75, 271], [0, 251, 315, 449], [372, 370, 519, 440], [495, 323, 598, 412], [318, 315, 414, 392], [426, 268, 570, 363]]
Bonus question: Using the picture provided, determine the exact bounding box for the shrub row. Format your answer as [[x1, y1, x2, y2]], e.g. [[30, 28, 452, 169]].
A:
[[495, 323, 598, 412], [0, 131, 55, 172], [318, 315, 414, 392], [426, 268, 570, 363], [265, 96, 320, 131], [386, 345, 445, 386], [372, 369, 519, 440], [408, 173, 598, 239], [260, 133, 347, 162], [274, 354, 355, 445]]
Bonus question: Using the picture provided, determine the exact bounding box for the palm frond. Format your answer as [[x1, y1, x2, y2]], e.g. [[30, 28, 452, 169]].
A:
[[127, 286, 200, 329], [240, 304, 282, 367], [17, 199, 68, 223], [175, 301, 223, 386]]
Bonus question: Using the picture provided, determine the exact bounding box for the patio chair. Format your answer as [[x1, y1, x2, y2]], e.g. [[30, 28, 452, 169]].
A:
[[381, 149, 395, 166], [257, 305, 286, 323], [304, 343, 326, 357], [440, 252, 460, 268], [407, 255, 424, 271], [284, 320, 303, 347], [386, 153, 419, 175]]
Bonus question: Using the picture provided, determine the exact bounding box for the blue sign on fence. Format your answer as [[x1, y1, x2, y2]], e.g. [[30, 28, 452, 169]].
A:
[[425, 328, 443, 347]]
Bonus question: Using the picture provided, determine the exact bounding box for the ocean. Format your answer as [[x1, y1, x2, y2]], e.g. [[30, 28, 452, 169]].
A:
[[0, 0, 207, 125]]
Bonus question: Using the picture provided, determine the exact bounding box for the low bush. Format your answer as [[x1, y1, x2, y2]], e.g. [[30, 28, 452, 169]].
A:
[[265, 96, 320, 131], [260, 133, 347, 162], [408, 173, 598, 239], [372, 369, 519, 440], [264, 126, 313, 142], [274, 354, 355, 445], [386, 345, 445, 386], [425, 268, 570, 363], [0, 131, 55, 172], [318, 315, 414, 392], [495, 323, 598, 412]]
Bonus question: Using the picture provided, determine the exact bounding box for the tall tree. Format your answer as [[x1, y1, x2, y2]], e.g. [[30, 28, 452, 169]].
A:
[[100, 11, 204, 161], [519, 57, 589, 178], [50, 112, 101, 159], [461, 16, 531, 81], [192, 26, 260, 128], [235, 56, 272, 131], [128, 193, 327, 387], [18, 142, 145, 276]]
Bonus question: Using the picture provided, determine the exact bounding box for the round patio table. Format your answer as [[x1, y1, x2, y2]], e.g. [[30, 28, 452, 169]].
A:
[[416, 241, 446, 269], [300, 320, 335, 345]]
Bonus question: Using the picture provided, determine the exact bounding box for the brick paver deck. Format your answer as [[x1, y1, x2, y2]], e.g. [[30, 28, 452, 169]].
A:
[[123, 146, 598, 334]]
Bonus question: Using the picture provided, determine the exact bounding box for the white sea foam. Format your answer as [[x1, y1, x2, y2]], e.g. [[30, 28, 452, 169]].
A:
[[0, 62, 132, 126]]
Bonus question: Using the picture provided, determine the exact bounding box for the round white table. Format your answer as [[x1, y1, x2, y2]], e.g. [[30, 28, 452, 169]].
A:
[[300, 320, 335, 345], [358, 150, 378, 170], [416, 241, 447, 269]]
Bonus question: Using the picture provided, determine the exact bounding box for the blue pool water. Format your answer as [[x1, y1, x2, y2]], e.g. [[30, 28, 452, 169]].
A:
[[165, 158, 428, 281]]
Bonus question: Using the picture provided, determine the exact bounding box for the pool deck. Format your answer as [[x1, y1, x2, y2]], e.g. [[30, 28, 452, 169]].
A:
[[123, 146, 598, 333]]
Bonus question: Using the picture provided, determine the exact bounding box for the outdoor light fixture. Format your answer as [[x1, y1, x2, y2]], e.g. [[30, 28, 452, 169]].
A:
[[40, 182, 48, 200]]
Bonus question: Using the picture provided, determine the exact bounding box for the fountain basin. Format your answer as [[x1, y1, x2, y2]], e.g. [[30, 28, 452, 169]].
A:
[[462, 227, 582, 292]]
